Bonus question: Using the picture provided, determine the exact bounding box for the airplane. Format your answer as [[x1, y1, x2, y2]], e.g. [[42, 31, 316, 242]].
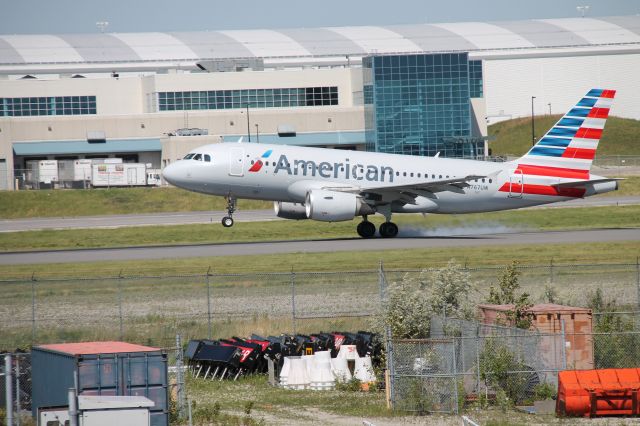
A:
[[162, 88, 620, 238]]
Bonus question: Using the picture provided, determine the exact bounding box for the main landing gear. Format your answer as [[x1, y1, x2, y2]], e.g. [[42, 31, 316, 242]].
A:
[[379, 221, 399, 238], [356, 216, 399, 238], [357, 219, 376, 238], [222, 195, 236, 227]]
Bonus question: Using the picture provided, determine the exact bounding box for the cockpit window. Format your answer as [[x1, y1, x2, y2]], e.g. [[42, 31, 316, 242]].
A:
[[193, 154, 202, 161], [204, 154, 211, 162], [183, 153, 195, 160]]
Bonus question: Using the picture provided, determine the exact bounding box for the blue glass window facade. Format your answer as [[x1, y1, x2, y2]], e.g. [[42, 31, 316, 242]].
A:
[[158, 86, 338, 111], [469, 60, 483, 98], [364, 53, 483, 158], [0, 96, 97, 117]]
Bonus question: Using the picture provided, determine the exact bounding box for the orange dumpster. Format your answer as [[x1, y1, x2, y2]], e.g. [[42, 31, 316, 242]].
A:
[[557, 369, 640, 417]]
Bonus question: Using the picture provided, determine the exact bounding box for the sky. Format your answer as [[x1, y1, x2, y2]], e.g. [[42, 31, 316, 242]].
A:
[[1, 0, 640, 34]]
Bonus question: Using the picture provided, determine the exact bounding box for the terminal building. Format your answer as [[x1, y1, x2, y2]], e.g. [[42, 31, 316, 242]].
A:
[[1, 15, 639, 190]]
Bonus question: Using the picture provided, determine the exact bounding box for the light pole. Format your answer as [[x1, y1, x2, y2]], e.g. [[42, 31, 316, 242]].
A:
[[96, 21, 109, 33], [548, 103, 552, 115], [245, 104, 251, 142], [255, 123, 260, 143], [531, 96, 536, 147], [576, 5, 590, 18]]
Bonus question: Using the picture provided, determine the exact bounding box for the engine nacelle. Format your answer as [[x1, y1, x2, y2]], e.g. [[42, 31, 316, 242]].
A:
[[274, 201, 308, 220], [305, 189, 372, 222]]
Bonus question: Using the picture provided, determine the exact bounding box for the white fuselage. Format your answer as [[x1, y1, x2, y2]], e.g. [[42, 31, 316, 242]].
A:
[[162, 142, 598, 214]]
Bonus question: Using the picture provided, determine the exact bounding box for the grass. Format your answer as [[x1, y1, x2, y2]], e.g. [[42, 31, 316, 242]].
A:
[[488, 115, 640, 157], [1, 204, 639, 252], [181, 374, 618, 425], [2, 240, 638, 279], [0, 186, 271, 219]]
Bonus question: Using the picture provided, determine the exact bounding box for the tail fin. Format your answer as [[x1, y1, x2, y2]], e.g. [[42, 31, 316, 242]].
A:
[[517, 89, 615, 179]]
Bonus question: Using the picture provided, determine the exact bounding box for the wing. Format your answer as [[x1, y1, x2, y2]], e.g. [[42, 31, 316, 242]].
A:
[[288, 172, 500, 206]]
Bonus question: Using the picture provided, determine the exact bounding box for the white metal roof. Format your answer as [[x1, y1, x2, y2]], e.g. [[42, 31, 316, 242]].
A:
[[0, 15, 639, 73]]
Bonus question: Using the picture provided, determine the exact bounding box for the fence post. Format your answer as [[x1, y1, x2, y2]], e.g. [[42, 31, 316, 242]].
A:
[[118, 271, 124, 341], [452, 338, 459, 415], [206, 268, 212, 340], [31, 274, 36, 344], [290, 269, 297, 335], [475, 326, 481, 395], [636, 257, 640, 320], [378, 260, 386, 302], [15, 355, 21, 426], [385, 327, 394, 410], [175, 334, 187, 419], [549, 258, 554, 284], [5, 353, 13, 426], [379, 261, 395, 409], [560, 319, 567, 370]]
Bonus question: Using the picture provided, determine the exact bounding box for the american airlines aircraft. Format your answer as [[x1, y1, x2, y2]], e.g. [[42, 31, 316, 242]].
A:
[[162, 89, 620, 238]]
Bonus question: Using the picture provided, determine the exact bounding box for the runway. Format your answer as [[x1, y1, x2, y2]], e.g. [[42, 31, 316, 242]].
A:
[[1, 228, 638, 265], [1, 196, 638, 233]]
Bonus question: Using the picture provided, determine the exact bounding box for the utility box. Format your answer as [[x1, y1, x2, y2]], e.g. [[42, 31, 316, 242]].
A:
[[31, 341, 168, 426], [478, 303, 594, 369], [39, 396, 154, 426]]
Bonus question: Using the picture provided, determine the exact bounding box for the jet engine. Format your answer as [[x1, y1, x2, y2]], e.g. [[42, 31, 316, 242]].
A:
[[274, 201, 308, 220], [305, 189, 374, 222]]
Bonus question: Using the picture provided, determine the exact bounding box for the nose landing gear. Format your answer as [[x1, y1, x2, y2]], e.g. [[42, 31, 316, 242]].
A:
[[222, 195, 237, 227]]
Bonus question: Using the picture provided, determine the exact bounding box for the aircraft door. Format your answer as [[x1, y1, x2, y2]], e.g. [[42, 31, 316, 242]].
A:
[[508, 169, 523, 198], [229, 147, 245, 177]]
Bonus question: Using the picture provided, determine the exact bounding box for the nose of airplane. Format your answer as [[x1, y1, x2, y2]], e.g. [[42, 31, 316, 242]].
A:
[[162, 162, 182, 187]]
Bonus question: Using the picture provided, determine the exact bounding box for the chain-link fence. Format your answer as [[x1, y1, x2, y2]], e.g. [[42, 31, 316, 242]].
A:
[[1, 352, 32, 426], [387, 319, 640, 413], [2, 261, 640, 351], [387, 315, 566, 414], [3, 261, 640, 422]]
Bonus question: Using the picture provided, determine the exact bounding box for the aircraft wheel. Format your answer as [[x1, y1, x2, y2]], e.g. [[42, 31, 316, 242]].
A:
[[221, 216, 234, 227], [357, 221, 376, 238], [379, 222, 399, 238]]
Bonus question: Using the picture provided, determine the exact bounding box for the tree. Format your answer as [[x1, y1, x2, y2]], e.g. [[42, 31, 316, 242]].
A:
[[374, 260, 475, 339], [487, 262, 533, 329], [427, 260, 473, 319]]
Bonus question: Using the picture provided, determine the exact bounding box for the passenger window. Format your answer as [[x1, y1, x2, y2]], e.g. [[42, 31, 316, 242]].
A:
[[410, 173, 414, 177], [193, 154, 202, 161], [403, 172, 407, 177], [417, 173, 421, 178], [204, 154, 211, 162]]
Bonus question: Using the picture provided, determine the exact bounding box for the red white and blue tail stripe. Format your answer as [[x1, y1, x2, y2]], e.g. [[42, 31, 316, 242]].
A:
[[518, 88, 615, 179], [498, 89, 617, 199]]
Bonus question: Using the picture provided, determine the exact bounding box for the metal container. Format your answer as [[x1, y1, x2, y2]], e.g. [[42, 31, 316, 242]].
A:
[[31, 341, 168, 426]]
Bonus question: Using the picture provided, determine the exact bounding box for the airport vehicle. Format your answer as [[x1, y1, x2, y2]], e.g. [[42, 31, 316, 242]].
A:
[[26, 160, 58, 188], [91, 163, 147, 187], [162, 89, 620, 238]]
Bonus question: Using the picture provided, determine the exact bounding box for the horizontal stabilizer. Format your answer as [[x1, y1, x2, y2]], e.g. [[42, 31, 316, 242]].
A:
[[551, 178, 624, 188]]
